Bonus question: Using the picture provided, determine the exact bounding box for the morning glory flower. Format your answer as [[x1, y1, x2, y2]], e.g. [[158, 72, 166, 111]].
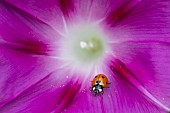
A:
[[0, 0, 170, 113]]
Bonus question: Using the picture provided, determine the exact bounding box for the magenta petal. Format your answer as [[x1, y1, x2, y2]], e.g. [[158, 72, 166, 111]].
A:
[[0, 70, 81, 113], [108, 69, 164, 113], [1, 0, 170, 113], [105, 0, 142, 25], [104, 0, 170, 42], [0, 46, 59, 108], [70, 0, 131, 22], [60, 0, 75, 17], [111, 41, 170, 111], [0, 1, 61, 54], [6, 0, 77, 25], [6, 0, 65, 30]]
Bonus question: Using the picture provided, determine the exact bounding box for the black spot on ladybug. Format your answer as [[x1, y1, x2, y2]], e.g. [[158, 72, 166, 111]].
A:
[[106, 82, 108, 84], [95, 76, 97, 78], [102, 76, 105, 78]]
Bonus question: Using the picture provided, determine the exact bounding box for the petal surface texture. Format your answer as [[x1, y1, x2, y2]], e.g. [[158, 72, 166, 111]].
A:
[[0, 0, 170, 113]]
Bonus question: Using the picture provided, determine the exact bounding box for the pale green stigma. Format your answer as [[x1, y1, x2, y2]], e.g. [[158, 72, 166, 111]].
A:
[[74, 36, 104, 62]]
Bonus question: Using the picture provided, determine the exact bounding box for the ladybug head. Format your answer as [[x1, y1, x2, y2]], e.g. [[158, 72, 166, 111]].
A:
[[92, 84, 103, 95]]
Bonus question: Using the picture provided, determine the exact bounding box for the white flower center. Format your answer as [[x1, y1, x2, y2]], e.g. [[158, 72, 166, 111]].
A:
[[58, 22, 110, 74]]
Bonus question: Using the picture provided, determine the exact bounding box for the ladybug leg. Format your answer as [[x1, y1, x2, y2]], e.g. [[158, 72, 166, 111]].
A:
[[101, 90, 104, 95], [94, 90, 98, 96], [89, 87, 92, 91], [106, 82, 111, 88], [100, 87, 104, 95], [106, 85, 110, 88]]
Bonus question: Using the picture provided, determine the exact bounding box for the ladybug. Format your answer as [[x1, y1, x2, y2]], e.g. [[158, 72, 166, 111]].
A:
[[91, 74, 110, 96]]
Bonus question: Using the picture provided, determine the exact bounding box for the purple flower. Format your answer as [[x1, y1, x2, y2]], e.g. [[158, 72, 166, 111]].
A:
[[0, 0, 170, 113]]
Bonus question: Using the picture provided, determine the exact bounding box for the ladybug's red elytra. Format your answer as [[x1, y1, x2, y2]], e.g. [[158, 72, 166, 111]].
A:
[[91, 74, 110, 96]]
